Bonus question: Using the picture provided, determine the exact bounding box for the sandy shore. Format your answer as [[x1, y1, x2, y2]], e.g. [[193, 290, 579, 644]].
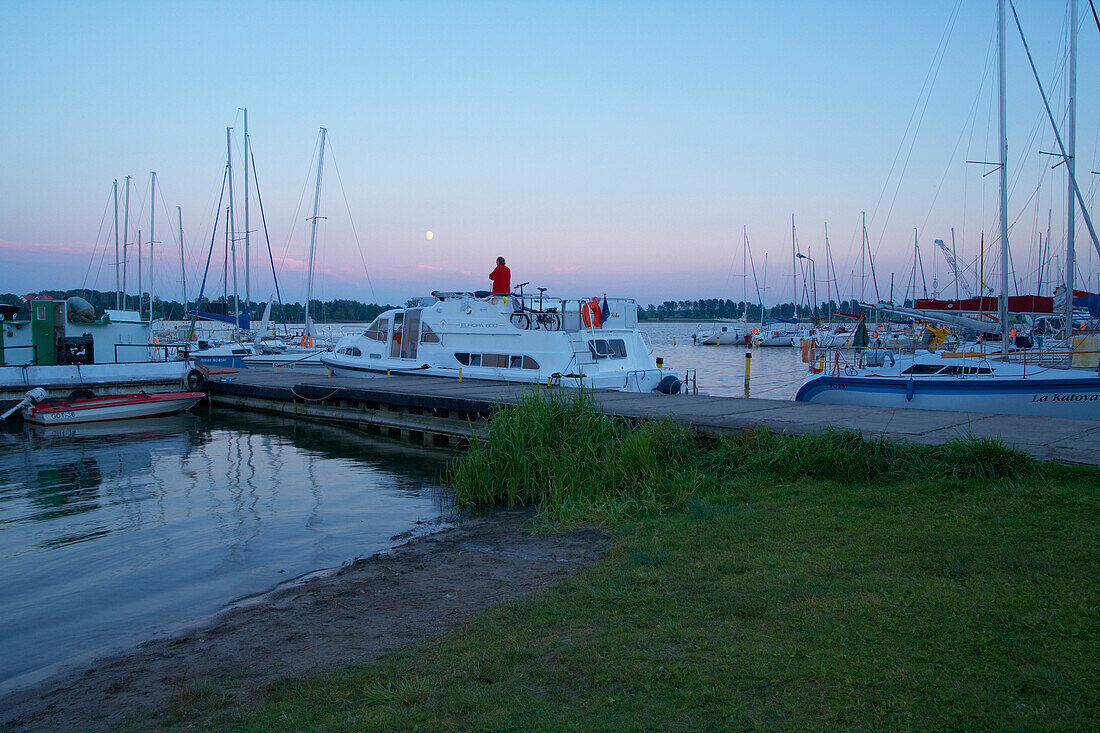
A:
[[0, 508, 608, 731]]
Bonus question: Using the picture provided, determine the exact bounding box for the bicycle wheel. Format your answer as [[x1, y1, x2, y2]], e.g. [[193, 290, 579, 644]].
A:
[[541, 313, 561, 331], [510, 311, 532, 330]]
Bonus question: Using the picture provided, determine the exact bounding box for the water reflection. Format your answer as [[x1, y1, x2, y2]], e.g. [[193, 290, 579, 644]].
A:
[[0, 410, 450, 693]]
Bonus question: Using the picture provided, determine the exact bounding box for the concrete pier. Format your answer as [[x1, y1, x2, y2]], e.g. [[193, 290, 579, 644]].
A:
[[208, 371, 1100, 465]]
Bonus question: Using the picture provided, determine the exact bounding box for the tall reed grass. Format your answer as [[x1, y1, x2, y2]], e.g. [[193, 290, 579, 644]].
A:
[[449, 389, 1047, 523]]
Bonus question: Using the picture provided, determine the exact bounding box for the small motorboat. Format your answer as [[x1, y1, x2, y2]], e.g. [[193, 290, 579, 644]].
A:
[[5, 388, 204, 426]]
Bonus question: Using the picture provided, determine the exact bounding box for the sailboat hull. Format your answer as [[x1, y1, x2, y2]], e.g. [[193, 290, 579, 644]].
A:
[[795, 373, 1100, 419]]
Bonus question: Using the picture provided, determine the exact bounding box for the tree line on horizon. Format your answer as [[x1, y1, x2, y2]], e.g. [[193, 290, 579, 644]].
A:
[[0, 289, 395, 324], [3, 289, 919, 324]]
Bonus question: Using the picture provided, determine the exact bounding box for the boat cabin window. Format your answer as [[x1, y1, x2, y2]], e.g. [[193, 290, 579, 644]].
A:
[[339, 346, 362, 357], [588, 339, 613, 358], [588, 339, 627, 359], [901, 364, 946, 375], [938, 365, 993, 375], [232, 348, 250, 355], [364, 317, 388, 342], [454, 352, 539, 370], [420, 322, 440, 343]]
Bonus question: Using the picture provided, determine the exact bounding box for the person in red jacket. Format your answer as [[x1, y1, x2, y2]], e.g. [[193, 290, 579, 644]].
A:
[[489, 256, 511, 294]]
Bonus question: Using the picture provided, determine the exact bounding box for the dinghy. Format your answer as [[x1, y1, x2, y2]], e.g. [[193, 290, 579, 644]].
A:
[[6, 388, 204, 426]]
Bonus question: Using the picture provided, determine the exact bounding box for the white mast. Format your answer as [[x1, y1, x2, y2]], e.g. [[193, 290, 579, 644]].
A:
[[791, 214, 797, 316], [861, 211, 866, 302], [122, 175, 131, 309], [149, 171, 156, 323], [137, 229, 142, 318], [178, 206, 186, 309], [243, 107, 250, 314], [304, 127, 328, 340], [1065, 0, 1077, 341], [997, 0, 1010, 352], [226, 127, 240, 330], [112, 180, 120, 309], [742, 225, 747, 320]]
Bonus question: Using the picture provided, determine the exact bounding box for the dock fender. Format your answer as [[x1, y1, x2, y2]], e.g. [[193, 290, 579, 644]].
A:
[[905, 376, 914, 402], [186, 368, 206, 392], [654, 375, 682, 394]]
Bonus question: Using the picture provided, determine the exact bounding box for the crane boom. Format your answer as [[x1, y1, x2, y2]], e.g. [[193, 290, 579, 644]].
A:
[[934, 238, 974, 298]]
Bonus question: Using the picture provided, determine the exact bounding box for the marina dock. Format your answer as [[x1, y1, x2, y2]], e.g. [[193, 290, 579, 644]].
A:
[[208, 371, 1100, 465]]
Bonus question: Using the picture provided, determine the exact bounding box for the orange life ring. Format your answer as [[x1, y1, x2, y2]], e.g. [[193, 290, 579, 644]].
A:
[[301, 335, 313, 348], [800, 337, 813, 363], [581, 300, 601, 328]]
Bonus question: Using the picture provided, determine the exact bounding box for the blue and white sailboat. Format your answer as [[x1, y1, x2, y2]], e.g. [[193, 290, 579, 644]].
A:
[[796, 0, 1100, 420]]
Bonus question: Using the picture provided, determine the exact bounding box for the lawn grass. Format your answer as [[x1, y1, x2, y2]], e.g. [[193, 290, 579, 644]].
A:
[[170, 391, 1100, 731]]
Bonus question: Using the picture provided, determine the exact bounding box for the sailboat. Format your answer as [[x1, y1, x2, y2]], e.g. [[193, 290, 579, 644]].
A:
[[795, 0, 1100, 419], [190, 119, 332, 371], [694, 227, 753, 345]]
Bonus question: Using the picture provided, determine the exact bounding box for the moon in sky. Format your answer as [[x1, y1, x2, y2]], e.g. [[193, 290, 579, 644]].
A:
[[425, 231, 434, 240]]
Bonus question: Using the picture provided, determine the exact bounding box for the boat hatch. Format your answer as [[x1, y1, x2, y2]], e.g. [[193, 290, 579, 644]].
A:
[[901, 364, 946, 375]]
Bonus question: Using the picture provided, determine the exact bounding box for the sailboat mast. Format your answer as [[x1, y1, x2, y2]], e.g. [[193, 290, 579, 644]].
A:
[[243, 108, 250, 314], [226, 127, 239, 331], [1065, 0, 1077, 341], [997, 0, 1010, 351], [951, 228, 960, 299], [122, 175, 131, 309], [149, 171, 155, 323], [304, 127, 327, 340], [112, 180, 120, 309], [137, 229, 142, 318], [860, 211, 866, 303], [742, 225, 747, 320], [791, 215, 797, 316], [178, 206, 186, 309]]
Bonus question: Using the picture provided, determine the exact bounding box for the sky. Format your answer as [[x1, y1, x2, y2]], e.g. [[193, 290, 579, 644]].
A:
[[1, 0, 1098, 308]]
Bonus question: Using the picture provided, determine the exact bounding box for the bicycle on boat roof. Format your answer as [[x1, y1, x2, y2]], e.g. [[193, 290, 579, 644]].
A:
[[508, 283, 562, 331]]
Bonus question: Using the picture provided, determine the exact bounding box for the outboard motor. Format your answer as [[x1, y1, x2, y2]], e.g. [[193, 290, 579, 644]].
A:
[[654, 375, 682, 394]]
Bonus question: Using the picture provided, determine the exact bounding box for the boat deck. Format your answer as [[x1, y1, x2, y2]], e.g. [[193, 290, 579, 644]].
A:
[[208, 370, 1100, 465]]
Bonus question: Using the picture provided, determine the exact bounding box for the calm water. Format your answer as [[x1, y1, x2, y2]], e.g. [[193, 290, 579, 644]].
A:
[[0, 411, 451, 693], [640, 322, 805, 399]]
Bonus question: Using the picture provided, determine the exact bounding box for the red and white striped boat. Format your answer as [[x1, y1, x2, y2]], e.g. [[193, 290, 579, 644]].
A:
[[16, 389, 204, 426]]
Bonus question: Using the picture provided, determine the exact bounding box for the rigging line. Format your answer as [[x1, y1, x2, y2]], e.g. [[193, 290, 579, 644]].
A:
[[1090, 0, 1100, 34], [918, 37, 995, 236], [326, 139, 379, 304], [249, 145, 289, 336], [1010, 0, 1100, 260], [276, 130, 320, 291], [868, 0, 964, 233], [189, 165, 229, 338], [872, 0, 964, 255], [81, 186, 115, 290]]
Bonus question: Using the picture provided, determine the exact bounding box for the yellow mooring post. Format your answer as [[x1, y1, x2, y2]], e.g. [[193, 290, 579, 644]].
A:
[[458, 367, 462, 383], [673, 336, 676, 345], [386, 369, 390, 377], [717, 336, 720, 346], [744, 352, 752, 394]]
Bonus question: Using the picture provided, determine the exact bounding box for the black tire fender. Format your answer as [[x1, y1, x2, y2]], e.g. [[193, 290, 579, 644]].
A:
[[186, 368, 206, 391]]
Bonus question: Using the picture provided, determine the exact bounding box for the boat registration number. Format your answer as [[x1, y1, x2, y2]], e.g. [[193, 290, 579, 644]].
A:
[[45, 411, 77, 421]]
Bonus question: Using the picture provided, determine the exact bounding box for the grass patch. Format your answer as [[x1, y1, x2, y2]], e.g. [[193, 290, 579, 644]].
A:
[[168, 390, 1100, 730]]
